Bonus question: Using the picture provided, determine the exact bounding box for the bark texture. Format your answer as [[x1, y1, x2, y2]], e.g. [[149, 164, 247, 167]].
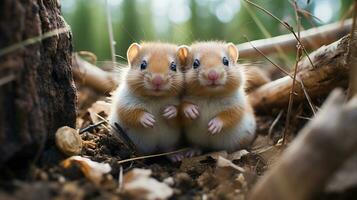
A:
[[0, 0, 76, 165]]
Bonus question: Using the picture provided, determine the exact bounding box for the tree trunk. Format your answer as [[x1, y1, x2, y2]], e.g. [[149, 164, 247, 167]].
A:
[[0, 0, 76, 166]]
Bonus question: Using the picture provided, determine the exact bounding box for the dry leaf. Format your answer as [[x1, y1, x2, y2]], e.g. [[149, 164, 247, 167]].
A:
[[217, 156, 245, 172], [61, 156, 111, 185], [87, 100, 111, 123], [122, 168, 173, 200], [228, 149, 249, 161]]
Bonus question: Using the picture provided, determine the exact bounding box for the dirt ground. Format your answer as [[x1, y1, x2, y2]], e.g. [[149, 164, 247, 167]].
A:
[[0, 87, 355, 200]]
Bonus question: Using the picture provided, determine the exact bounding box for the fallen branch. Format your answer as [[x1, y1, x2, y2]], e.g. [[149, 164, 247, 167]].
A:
[[238, 19, 353, 58], [249, 32, 356, 112], [71, 23, 353, 95], [249, 89, 357, 200], [72, 53, 118, 94]]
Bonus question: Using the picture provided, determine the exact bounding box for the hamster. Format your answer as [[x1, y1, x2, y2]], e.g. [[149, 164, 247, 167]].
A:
[[243, 65, 270, 93], [181, 41, 256, 152], [109, 42, 189, 155]]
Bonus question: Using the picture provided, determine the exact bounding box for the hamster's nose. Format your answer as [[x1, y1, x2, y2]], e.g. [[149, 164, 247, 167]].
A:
[[152, 75, 164, 86], [207, 70, 219, 81]]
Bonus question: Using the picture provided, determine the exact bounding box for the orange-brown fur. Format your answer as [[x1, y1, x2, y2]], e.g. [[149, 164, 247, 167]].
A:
[[117, 106, 146, 128], [109, 42, 186, 155], [183, 41, 249, 126], [243, 66, 271, 93], [180, 101, 197, 125], [215, 104, 245, 129], [126, 42, 184, 98], [181, 41, 256, 151], [184, 42, 243, 98]]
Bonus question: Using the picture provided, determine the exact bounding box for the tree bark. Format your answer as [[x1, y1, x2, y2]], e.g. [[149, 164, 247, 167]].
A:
[[0, 0, 76, 166]]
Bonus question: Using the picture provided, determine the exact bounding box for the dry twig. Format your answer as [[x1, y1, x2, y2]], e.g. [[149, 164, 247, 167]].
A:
[[282, 1, 302, 145], [268, 110, 283, 138], [117, 148, 189, 165], [243, 36, 292, 78], [244, 0, 314, 69]]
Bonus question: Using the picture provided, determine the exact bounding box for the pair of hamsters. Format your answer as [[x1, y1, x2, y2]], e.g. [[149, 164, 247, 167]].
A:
[[108, 41, 269, 160]]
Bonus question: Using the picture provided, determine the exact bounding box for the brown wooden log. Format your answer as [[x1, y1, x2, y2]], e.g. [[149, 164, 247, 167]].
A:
[[249, 89, 357, 200], [72, 54, 118, 95], [70, 22, 353, 96], [0, 0, 76, 166], [249, 32, 356, 112], [238, 19, 353, 58]]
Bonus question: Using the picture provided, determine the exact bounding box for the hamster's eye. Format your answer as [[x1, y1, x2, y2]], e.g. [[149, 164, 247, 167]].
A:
[[170, 62, 177, 72], [140, 60, 147, 70], [193, 59, 200, 69], [222, 57, 229, 66]]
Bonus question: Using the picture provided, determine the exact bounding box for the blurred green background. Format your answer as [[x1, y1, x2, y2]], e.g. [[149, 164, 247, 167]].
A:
[[61, 0, 353, 62]]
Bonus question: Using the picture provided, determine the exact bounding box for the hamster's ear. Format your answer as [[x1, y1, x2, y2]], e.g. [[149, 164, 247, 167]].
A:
[[127, 43, 141, 66], [227, 43, 239, 63], [177, 45, 190, 66]]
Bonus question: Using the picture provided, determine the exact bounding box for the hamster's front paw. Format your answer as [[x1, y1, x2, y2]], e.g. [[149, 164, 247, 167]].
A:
[[163, 105, 177, 119], [208, 117, 223, 135], [185, 147, 202, 158], [184, 104, 199, 119], [167, 153, 185, 162], [140, 112, 156, 128]]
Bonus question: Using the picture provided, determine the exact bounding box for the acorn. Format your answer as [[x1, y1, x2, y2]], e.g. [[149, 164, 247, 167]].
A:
[[55, 126, 82, 156]]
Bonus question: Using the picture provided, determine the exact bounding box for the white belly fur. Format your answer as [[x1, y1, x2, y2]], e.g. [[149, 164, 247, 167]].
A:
[[184, 90, 256, 151], [109, 84, 181, 154]]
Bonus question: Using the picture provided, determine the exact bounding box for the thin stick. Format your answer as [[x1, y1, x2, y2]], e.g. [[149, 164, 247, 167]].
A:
[[115, 54, 127, 61], [114, 122, 138, 153], [243, 36, 293, 79], [300, 79, 316, 115], [105, 0, 116, 64], [282, 1, 302, 145], [293, 1, 316, 116], [118, 165, 123, 191], [268, 110, 283, 138], [242, 2, 291, 65], [244, 0, 315, 69], [0, 74, 16, 87], [0, 27, 69, 57], [117, 148, 189, 164], [79, 120, 105, 134], [296, 115, 312, 120]]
